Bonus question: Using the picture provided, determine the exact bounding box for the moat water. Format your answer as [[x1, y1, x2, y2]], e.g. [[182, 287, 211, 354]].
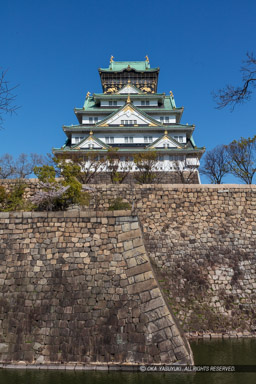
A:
[[0, 339, 256, 384]]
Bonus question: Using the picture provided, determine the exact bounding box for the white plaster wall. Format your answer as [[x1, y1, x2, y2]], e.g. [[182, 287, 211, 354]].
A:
[[72, 134, 86, 144], [80, 156, 198, 173], [82, 115, 107, 124], [133, 100, 158, 107], [171, 134, 186, 143], [151, 115, 176, 123], [72, 133, 186, 146], [94, 132, 161, 144], [100, 101, 125, 107]]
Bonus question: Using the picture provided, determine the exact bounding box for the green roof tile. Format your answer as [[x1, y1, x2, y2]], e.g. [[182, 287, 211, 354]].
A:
[[99, 60, 159, 73]]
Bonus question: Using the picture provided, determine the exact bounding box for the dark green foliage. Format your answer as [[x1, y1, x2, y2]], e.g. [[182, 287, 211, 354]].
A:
[[58, 162, 90, 206], [108, 197, 131, 211], [34, 165, 56, 183], [32, 163, 90, 210], [0, 183, 29, 211]]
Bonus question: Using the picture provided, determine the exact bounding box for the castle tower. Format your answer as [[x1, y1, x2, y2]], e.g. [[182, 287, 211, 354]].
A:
[[53, 58, 205, 183]]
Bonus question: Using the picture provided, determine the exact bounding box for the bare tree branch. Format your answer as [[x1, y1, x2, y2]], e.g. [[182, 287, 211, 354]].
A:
[[213, 52, 256, 110], [225, 136, 256, 184], [0, 68, 19, 128], [172, 159, 198, 184], [200, 145, 230, 184]]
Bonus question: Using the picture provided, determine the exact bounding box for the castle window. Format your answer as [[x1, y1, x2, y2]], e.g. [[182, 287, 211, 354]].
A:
[[141, 101, 145, 106], [105, 137, 110, 143], [165, 117, 169, 123], [160, 117, 164, 122], [144, 136, 153, 143], [146, 101, 150, 106], [125, 137, 128, 143], [89, 117, 98, 123], [110, 137, 114, 143], [123, 120, 137, 125], [129, 137, 133, 143], [109, 101, 117, 106]]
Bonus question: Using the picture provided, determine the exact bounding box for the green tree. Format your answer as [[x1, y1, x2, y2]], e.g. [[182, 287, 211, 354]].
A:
[[33, 162, 90, 210]]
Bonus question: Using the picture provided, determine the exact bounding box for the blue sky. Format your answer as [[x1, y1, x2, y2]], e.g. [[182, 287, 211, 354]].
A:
[[0, 0, 255, 183]]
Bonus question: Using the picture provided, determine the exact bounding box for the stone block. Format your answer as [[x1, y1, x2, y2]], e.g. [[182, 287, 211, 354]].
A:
[[127, 279, 157, 295], [0, 343, 8, 353], [118, 229, 141, 242], [126, 262, 151, 277]]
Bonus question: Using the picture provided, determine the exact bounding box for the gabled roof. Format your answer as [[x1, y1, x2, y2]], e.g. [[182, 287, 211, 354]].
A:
[[99, 60, 159, 73], [96, 100, 162, 127], [117, 83, 143, 94], [72, 134, 109, 150], [148, 133, 182, 149]]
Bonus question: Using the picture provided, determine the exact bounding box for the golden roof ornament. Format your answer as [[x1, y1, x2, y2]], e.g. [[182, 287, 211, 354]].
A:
[[127, 94, 131, 103], [86, 91, 91, 99], [170, 91, 173, 97], [90, 130, 93, 135], [164, 130, 168, 135], [110, 55, 114, 63], [145, 55, 149, 62]]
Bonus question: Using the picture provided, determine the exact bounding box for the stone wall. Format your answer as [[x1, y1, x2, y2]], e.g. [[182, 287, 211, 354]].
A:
[[1, 179, 256, 336], [86, 184, 256, 336], [0, 210, 193, 366], [85, 171, 199, 184]]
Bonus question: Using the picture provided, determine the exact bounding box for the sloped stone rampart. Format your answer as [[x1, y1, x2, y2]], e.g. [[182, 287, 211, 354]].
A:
[[0, 210, 193, 366], [87, 184, 256, 335], [1, 180, 256, 334]]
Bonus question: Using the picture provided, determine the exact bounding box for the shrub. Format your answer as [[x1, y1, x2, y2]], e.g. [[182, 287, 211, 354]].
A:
[[32, 163, 90, 210], [108, 197, 131, 211], [0, 182, 28, 211]]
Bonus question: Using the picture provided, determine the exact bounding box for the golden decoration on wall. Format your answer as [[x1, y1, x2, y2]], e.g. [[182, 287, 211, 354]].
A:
[[106, 87, 118, 93], [141, 86, 152, 93]]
